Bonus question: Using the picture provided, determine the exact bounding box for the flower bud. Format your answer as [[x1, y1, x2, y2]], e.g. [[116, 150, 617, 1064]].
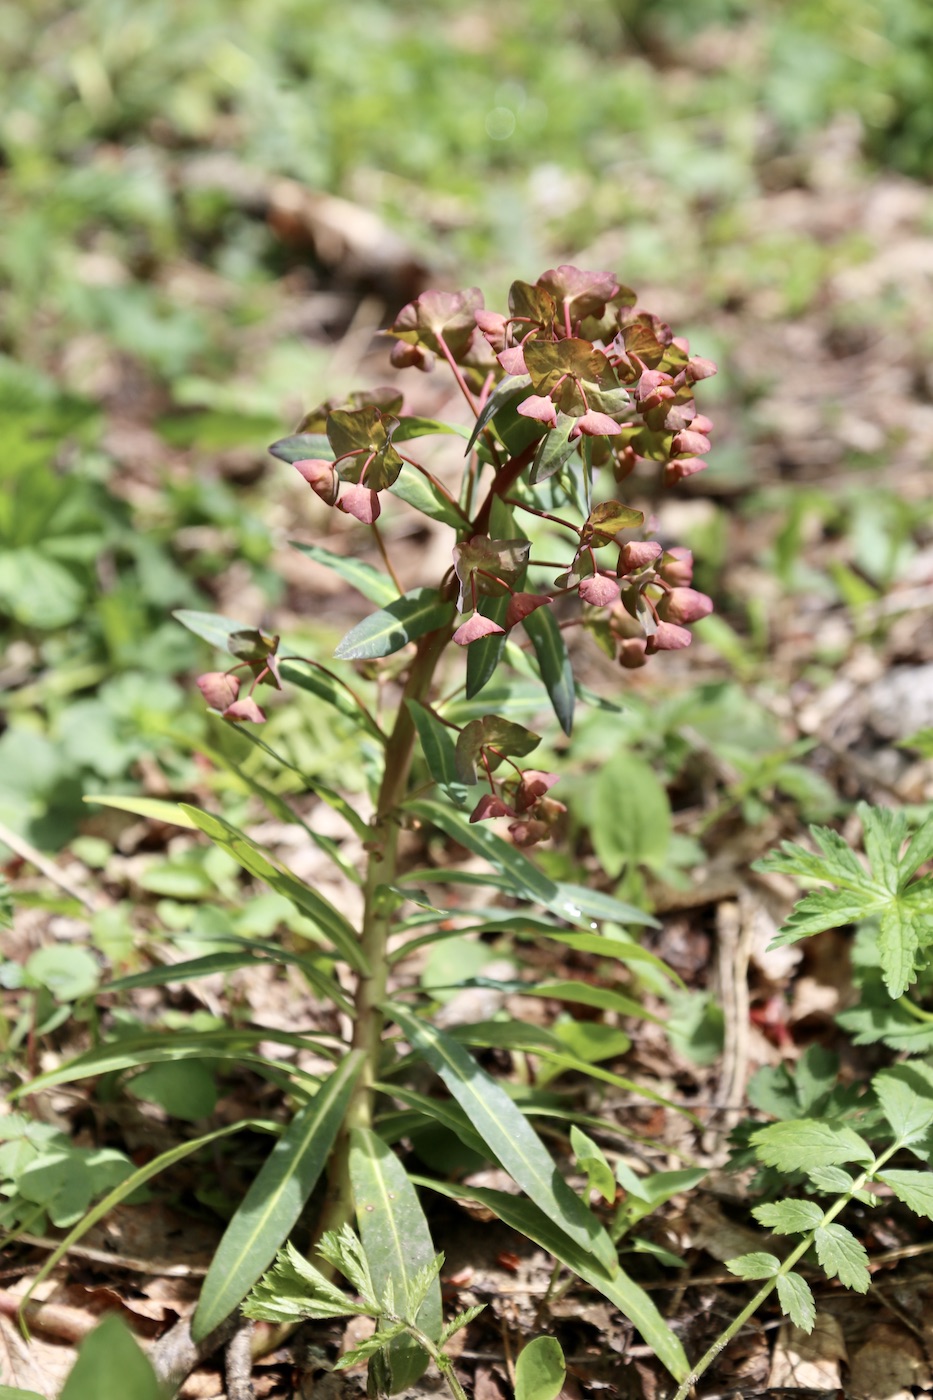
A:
[[337, 484, 381, 524], [659, 548, 693, 587], [646, 621, 692, 652], [294, 458, 338, 505], [453, 614, 506, 646], [618, 637, 648, 668], [197, 672, 240, 710], [579, 575, 620, 607], [658, 587, 713, 625], [619, 540, 662, 573]]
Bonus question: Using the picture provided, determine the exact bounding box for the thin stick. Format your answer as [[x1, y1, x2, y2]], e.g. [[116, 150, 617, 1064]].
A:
[[0, 820, 99, 912]]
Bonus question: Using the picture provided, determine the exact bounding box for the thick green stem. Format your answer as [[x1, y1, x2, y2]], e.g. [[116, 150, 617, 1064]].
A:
[[670, 1144, 899, 1400], [315, 621, 454, 1242]]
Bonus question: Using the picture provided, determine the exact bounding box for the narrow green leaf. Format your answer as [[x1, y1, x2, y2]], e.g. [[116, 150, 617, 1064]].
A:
[[406, 798, 558, 907], [180, 804, 368, 974], [465, 375, 532, 455], [514, 1335, 566, 1400], [22, 1121, 272, 1311], [173, 608, 255, 653], [387, 1006, 617, 1274], [192, 1052, 364, 1340], [289, 542, 397, 606], [81, 795, 197, 828], [523, 592, 574, 735], [105, 952, 259, 993], [349, 1128, 442, 1390], [12, 1029, 333, 1099], [278, 659, 384, 741], [466, 594, 510, 699], [539, 932, 682, 987], [59, 1315, 166, 1400], [392, 416, 471, 443], [0, 1388, 46, 1399], [413, 1176, 689, 1383], [407, 700, 468, 806], [334, 589, 454, 661], [529, 978, 654, 1023], [776, 1272, 816, 1331], [388, 464, 467, 528], [548, 884, 659, 930], [878, 1169, 933, 1219], [570, 1126, 616, 1204], [269, 432, 334, 464]]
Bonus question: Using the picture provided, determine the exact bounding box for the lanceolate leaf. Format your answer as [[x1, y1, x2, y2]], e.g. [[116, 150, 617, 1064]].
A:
[[180, 804, 368, 974], [407, 700, 467, 806], [386, 1006, 617, 1274], [465, 375, 532, 455], [290, 542, 397, 606], [22, 1120, 275, 1310], [174, 609, 275, 657], [466, 594, 510, 699], [279, 660, 385, 741], [413, 1176, 689, 1383], [406, 798, 558, 907], [392, 415, 471, 443], [192, 1052, 364, 1340], [349, 1128, 442, 1391], [389, 463, 467, 527], [82, 795, 198, 828], [334, 589, 455, 661], [59, 1315, 163, 1400], [523, 603, 574, 735], [269, 432, 334, 465]]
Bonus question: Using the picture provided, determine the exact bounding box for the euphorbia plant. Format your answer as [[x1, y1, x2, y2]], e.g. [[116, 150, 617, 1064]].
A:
[[22, 267, 715, 1394]]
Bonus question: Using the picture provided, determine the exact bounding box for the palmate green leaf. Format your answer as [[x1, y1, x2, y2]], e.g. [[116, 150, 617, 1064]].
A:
[[349, 1128, 442, 1392], [759, 804, 933, 998], [514, 1335, 566, 1400], [752, 1199, 824, 1234], [813, 1223, 870, 1291], [523, 601, 574, 735], [776, 1272, 817, 1332], [59, 1315, 166, 1400], [878, 1169, 933, 1218], [407, 699, 468, 806], [750, 1119, 874, 1174], [413, 1176, 688, 1383], [21, 1120, 274, 1310], [387, 1005, 617, 1274], [874, 1062, 933, 1144], [192, 1051, 364, 1340], [180, 804, 368, 974], [290, 541, 397, 606], [334, 588, 455, 661]]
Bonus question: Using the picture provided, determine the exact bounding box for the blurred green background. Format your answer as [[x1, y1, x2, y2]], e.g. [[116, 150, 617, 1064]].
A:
[[2, 0, 933, 853]]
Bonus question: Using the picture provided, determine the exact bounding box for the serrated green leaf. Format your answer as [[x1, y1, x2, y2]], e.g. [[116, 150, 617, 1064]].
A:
[[726, 1252, 780, 1280], [193, 1052, 364, 1340], [180, 804, 367, 974], [334, 588, 454, 661], [752, 1199, 824, 1234], [813, 1223, 870, 1291], [388, 1006, 617, 1273], [413, 1176, 688, 1382], [806, 1166, 855, 1194], [523, 601, 574, 736], [750, 1119, 874, 1173], [874, 1062, 933, 1144], [349, 1128, 442, 1391], [289, 542, 397, 606], [514, 1335, 566, 1400], [898, 811, 933, 882], [776, 1272, 816, 1331], [877, 1168, 933, 1219]]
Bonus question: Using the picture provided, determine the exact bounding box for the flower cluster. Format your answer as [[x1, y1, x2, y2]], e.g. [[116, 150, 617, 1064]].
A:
[[196, 266, 716, 844]]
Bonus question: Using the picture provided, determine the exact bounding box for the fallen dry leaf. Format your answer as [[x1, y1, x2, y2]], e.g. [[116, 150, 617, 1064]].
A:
[[768, 1311, 846, 1390]]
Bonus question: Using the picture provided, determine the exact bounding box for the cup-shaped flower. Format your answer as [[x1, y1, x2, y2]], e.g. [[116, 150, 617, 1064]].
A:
[[658, 587, 713, 625], [571, 410, 622, 438], [222, 696, 267, 723], [647, 621, 692, 652], [453, 614, 507, 647], [337, 484, 381, 524], [659, 548, 694, 587], [505, 592, 551, 630], [579, 575, 621, 607], [516, 394, 559, 428], [293, 457, 339, 505], [197, 672, 240, 711], [619, 540, 663, 573]]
